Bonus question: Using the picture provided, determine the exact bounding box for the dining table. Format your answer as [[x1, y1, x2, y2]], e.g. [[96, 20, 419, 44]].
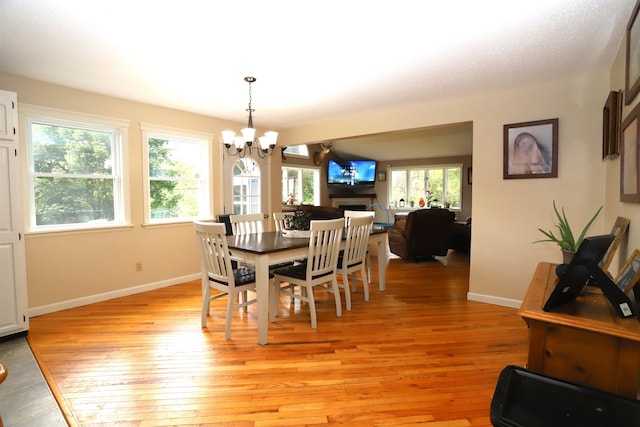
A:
[[226, 228, 389, 345]]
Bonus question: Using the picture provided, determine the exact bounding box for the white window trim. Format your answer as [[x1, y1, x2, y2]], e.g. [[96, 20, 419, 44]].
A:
[[281, 165, 321, 205], [20, 104, 131, 233], [388, 163, 463, 211], [282, 145, 310, 158], [140, 122, 213, 225]]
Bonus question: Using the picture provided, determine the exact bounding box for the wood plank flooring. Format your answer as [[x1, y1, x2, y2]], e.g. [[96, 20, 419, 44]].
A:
[[27, 251, 529, 426]]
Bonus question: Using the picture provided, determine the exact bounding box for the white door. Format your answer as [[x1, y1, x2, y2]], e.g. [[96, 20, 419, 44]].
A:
[[0, 90, 28, 337]]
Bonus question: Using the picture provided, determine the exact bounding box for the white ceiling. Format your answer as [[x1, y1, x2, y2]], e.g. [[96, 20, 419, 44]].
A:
[[0, 0, 635, 133]]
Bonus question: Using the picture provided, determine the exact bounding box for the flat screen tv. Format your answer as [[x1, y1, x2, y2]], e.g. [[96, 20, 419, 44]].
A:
[[327, 159, 377, 188], [543, 234, 635, 318]]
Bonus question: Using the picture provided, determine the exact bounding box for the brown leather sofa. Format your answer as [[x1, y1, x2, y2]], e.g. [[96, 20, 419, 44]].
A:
[[388, 208, 455, 260]]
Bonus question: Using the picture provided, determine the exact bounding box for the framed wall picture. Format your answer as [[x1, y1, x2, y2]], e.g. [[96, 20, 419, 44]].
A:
[[603, 90, 622, 159], [621, 102, 640, 203], [503, 118, 558, 179], [378, 171, 386, 182], [599, 216, 631, 271], [626, 0, 640, 105], [614, 249, 640, 294], [467, 167, 472, 185]]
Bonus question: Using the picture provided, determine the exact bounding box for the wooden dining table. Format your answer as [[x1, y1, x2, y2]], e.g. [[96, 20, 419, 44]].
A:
[[226, 229, 389, 345]]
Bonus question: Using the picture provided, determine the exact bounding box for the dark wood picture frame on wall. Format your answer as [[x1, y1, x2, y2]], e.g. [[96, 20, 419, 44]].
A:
[[603, 90, 623, 159], [621, 102, 640, 203], [626, 0, 640, 105], [503, 118, 558, 179]]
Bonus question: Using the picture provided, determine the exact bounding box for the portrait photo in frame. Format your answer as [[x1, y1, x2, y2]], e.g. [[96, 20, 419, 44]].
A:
[[626, 0, 640, 105], [621, 102, 640, 203], [603, 90, 622, 159], [614, 249, 640, 294], [377, 171, 386, 182], [503, 118, 558, 179]]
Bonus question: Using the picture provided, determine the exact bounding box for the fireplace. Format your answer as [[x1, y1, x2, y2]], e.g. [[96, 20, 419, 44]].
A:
[[338, 204, 367, 211]]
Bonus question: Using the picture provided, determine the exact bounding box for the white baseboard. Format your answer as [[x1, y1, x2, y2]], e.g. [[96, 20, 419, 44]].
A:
[[29, 273, 200, 317], [467, 292, 522, 309]]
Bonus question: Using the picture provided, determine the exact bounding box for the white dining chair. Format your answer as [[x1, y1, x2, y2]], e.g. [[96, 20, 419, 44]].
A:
[[229, 213, 265, 235], [338, 214, 374, 311], [273, 212, 290, 231], [344, 210, 375, 282], [270, 217, 345, 329], [194, 220, 263, 339]]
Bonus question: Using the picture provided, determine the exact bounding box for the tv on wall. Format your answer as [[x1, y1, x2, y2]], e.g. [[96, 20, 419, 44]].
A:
[[327, 159, 377, 188]]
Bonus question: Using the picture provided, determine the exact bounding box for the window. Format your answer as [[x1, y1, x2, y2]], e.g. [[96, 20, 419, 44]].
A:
[[232, 158, 261, 214], [282, 145, 309, 157], [389, 164, 462, 209], [142, 124, 211, 223], [25, 108, 129, 231], [281, 166, 320, 205]]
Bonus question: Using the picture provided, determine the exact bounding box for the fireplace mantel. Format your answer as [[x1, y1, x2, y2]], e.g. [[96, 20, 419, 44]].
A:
[[330, 193, 377, 209], [329, 193, 376, 199]]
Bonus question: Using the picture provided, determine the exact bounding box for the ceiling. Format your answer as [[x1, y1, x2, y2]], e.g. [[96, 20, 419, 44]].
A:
[[0, 0, 635, 134]]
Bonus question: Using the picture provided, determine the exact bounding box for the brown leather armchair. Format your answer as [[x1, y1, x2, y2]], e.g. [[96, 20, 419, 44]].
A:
[[388, 208, 455, 260]]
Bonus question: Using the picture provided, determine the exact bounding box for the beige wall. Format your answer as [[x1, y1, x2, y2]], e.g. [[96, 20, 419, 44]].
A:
[[278, 72, 612, 306]]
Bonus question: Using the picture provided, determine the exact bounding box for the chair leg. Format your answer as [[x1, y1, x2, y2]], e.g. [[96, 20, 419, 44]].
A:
[[332, 278, 342, 318], [366, 252, 372, 283], [241, 290, 249, 312], [201, 286, 210, 328], [341, 271, 352, 311], [270, 280, 280, 322], [225, 292, 234, 340], [361, 265, 370, 302], [306, 285, 318, 329]]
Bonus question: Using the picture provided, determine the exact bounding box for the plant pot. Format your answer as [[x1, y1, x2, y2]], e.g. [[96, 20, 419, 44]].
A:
[[562, 250, 576, 264]]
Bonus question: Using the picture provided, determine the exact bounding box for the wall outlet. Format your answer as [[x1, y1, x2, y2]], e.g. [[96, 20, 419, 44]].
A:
[[135, 262, 143, 272]]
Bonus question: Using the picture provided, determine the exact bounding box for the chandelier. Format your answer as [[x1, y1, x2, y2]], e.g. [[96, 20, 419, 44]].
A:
[[222, 76, 278, 159]]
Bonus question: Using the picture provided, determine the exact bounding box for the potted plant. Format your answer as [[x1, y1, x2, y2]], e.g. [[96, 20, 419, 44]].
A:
[[534, 201, 603, 263], [282, 210, 312, 238]]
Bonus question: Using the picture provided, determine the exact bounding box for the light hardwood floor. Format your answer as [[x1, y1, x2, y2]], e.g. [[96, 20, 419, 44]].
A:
[[27, 251, 529, 426]]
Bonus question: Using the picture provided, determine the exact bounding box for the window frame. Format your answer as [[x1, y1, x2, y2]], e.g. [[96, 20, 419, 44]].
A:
[[281, 165, 321, 206], [282, 145, 310, 158], [22, 104, 131, 233], [231, 158, 261, 215], [388, 163, 463, 210], [141, 123, 212, 225]]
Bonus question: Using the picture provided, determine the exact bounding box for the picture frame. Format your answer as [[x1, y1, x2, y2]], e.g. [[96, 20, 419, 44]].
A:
[[621, 102, 640, 203], [377, 171, 386, 182], [602, 90, 622, 159], [503, 118, 558, 179], [467, 167, 472, 185], [599, 216, 630, 271], [626, 0, 640, 105], [614, 249, 640, 294]]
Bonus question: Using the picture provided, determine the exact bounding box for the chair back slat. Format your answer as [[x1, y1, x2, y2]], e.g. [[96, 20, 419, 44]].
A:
[[306, 218, 344, 278], [229, 213, 264, 235], [193, 221, 235, 288], [273, 212, 289, 231], [343, 215, 374, 266]]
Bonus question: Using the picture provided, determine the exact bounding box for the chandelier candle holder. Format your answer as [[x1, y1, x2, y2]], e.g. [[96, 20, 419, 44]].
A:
[[222, 77, 278, 159]]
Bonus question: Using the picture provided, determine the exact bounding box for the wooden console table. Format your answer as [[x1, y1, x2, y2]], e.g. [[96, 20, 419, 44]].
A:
[[519, 262, 640, 399]]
